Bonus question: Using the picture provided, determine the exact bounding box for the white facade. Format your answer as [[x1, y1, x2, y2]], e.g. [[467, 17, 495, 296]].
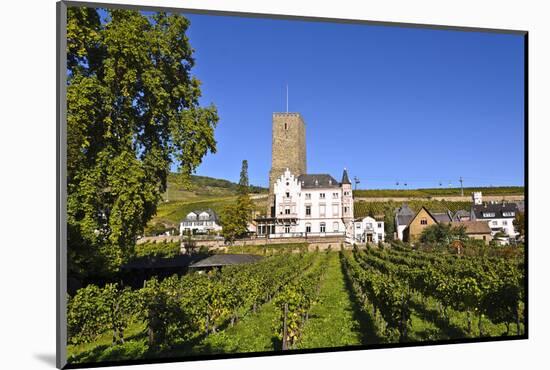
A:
[[267, 168, 353, 237], [353, 216, 385, 243], [472, 192, 483, 205], [396, 224, 407, 241], [179, 210, 222, 235], [483, 217, 517, 237]]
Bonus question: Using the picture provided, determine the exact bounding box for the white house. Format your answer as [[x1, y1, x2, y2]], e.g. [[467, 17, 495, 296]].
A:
[[395, 203, 414, 241], [179, 209, 222, 235], [353, 216, 385, 243], [471, 201, 518, 238], [256, 168, 354, 237]]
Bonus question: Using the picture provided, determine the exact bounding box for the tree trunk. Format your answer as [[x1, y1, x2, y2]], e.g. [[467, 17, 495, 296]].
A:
[[467, 311, 472, 335]]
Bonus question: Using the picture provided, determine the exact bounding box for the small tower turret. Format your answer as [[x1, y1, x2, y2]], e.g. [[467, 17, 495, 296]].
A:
[[341, 168, 354, 234]]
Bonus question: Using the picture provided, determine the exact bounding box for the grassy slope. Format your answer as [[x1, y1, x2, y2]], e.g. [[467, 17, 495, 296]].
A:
[[152, 174, 522, 226], [164, 173, 267, 202], [148, 174, 268, 227], [297, 253, 364, 348]]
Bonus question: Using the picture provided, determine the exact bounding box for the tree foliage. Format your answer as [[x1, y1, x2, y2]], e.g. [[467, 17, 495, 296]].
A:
[[513, 212, 525, 237], [66, 8, 218, 280], [419, 223, 467, 247], [221, 160, 253, 243], [67, 283, 137, 345]]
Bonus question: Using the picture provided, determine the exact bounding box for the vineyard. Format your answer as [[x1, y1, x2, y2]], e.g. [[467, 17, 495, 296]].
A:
[[353, 186, 524, 198], [341, 244, 524, 342], [353, 199, 473, 218], [67, 246, 525, 364]]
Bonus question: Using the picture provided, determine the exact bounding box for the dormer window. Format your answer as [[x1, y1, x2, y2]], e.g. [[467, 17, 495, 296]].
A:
[[482, 212, 496, 218], [503, 211, 515, 217]]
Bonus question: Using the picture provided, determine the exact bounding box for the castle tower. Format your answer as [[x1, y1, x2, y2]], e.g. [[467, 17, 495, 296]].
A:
[[267, 113, 307, 216], [341, 168, 354, 233]]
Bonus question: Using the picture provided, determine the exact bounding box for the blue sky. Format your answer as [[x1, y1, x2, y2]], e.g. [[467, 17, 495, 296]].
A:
[[176, 14, 525, 189]]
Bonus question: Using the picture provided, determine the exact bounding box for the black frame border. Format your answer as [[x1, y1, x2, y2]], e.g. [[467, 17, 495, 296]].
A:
[[56, 1, 529, 369]]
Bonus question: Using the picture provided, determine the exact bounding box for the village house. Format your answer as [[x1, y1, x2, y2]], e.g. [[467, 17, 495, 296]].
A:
[[444, 221, 493, 243], [179, 209, 222, 235], [395, 203, 415, 241], [402, 206, 453, 243], [470, 192, 518, 238], [353, 216, 385, 243]]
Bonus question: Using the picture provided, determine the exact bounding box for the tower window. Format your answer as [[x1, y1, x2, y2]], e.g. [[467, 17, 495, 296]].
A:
[[284, 123, 288, 130]]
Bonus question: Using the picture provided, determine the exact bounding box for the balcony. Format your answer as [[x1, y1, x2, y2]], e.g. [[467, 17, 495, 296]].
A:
[[276, 213, 299, 220]]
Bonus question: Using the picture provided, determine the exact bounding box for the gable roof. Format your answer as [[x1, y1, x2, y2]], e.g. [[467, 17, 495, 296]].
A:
[[432, 212, 452, 223], [298, 174, 340, 189], [396, 214, 414, 226], [182, 208, 219, 222], [189, 254, 263, 268], [406, 206, 439, 227], [445, 221, 492, 235], [472, 202, 518, 220], [452, 209, 471, 221], [395, 203, 415, 226]]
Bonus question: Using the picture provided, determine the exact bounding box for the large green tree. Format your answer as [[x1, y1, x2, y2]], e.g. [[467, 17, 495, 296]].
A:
[[66, 8, 219, 281]]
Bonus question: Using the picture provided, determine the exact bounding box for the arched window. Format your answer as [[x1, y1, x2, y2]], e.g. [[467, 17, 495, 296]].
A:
[[320, 223, 326, 233], [305, 223, 311, 233]]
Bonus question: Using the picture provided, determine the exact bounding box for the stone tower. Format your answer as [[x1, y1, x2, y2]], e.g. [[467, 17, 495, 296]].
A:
[[267, 113, 307, 216]]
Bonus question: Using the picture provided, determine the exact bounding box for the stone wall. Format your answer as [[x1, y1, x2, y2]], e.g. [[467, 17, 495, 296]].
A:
[[137, 235, 181, 244], [181, 234, 348, 253]]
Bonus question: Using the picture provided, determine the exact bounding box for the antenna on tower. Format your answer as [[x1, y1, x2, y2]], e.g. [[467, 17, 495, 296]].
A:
[[353, 176, 360, 190], [286, 84, 289, 113]]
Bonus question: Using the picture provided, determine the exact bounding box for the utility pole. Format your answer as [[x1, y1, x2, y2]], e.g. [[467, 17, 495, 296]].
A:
[[459, 176, 464, 197]]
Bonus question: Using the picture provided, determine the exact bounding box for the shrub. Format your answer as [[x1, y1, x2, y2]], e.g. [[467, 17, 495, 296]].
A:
[[134, 242, 181, 258]]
